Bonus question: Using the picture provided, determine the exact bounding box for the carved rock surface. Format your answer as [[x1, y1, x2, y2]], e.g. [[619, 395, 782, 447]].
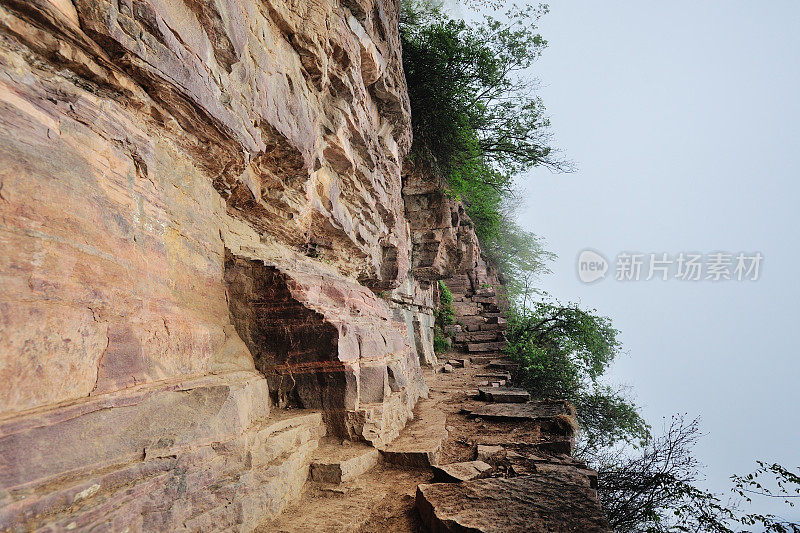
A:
[[223, 245, 427, 445], [0, 372, 327, 531], [388, 271, 438, 366]]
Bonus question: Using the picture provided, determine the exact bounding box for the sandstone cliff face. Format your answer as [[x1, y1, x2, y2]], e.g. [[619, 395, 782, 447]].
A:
[[0, 0, 512, 529], [0, 0, 434, 529]]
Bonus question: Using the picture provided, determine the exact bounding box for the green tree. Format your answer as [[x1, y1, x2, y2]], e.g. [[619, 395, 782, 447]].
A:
[[483, 216, 555, 302], [400, 0, 570, 251], [506, 300, 650, 451]]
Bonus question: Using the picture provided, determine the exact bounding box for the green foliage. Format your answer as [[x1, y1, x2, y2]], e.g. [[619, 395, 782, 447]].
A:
[[400, 1, 565, 291], [435, 280, 455, 326], [506, 300, 650, 450], [400, 2, 562, 181], [484, 217, 555, 302], [732, 462, 800, 532], [433, 330, 452, 353], [433, 281, 456, 354], [578, 386, 651, 453]]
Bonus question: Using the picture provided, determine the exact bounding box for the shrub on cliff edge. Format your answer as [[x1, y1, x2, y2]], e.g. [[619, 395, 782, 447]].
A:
[[506, 300, 650, 452], [433, 280, 456, 353]]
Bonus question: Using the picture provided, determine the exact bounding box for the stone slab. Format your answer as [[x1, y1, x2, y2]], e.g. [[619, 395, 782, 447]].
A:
[[432, 461, 492, 483], [476, 445, 504, 462], [487, 360, 518, 371], [478, 387, 530, 403], [310, 439, 380, 484], [453, 331, 503, 344], [416, 475, 612, 532], [379, 399, 448, 467], [466, 342, 507, 353], [475, 372, 512, 381], [467, 401, 573, 421]]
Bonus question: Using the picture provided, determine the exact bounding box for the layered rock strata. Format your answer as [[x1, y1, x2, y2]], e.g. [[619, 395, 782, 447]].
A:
[[0, 0, 611, 530], [0, 0, 425, 528]]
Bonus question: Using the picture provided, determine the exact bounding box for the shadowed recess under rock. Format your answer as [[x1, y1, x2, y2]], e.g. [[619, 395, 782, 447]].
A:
[[225, 250, 342, 409]]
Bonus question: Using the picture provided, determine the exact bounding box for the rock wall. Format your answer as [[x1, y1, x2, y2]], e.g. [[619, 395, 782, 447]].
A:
[[389, 160, 504, 368], [0, 0, 431, 528], [0, 0, 521, 529]]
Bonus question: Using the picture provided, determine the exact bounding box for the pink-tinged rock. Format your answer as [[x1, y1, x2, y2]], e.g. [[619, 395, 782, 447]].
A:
[[223, 252, 426, 443], [0, 372, 336, 532]]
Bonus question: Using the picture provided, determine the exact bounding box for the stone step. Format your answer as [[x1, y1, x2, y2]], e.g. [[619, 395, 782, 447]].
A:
[[432, 461, 492, 483], [459, 316, 487, 331], [466, 341, 507, 353], [416, 474, 612, 532], [476, 379, 506, 387], [257, 463, 428, 532], [467, 400, 575, 422], [309, 438, 381, 484], [454, 302, 480, 316], [453, 331, 504, 343], [487, 359, 517, 371], [476, 445, 505, 462], [378, 398, 448, 467], [477, 387, 530, 403], [469, 355, 499, 365], [475, 371, 511, 380], [503, 451, 599, 488]]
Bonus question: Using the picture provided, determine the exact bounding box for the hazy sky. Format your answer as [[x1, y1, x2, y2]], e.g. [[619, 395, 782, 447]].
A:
[[450, 0, 800, 520]]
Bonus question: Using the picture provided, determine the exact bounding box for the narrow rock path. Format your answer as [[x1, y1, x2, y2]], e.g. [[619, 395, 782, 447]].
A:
[[257, 353, 610, 532]]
